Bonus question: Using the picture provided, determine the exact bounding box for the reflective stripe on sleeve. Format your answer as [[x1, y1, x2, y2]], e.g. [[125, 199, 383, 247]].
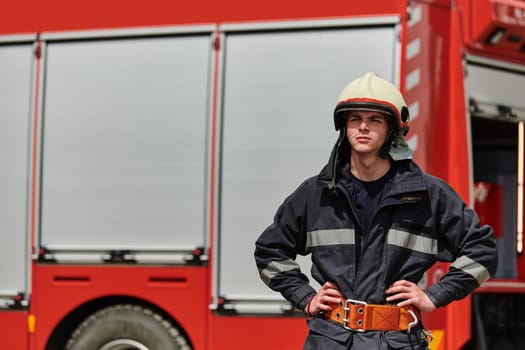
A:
[[387, 229, 438, 255], [451, 255, 491, 285], [260, 259, 301, 285], [306, 229, 355, 250]]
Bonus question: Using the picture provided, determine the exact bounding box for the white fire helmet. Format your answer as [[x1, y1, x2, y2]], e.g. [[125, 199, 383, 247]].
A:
[[333, 72, 410, 135]]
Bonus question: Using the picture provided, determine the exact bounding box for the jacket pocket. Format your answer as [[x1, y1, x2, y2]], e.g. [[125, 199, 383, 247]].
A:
[[383, 329, 429, 350], [303, 317, 352, 349]]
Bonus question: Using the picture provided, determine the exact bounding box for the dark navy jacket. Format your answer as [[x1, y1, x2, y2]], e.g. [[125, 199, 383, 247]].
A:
[[254, 155, 498, 315]]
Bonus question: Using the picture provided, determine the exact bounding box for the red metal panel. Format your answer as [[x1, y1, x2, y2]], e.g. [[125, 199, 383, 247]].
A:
[[447, 6, 471, 204], [31, 265, 310, 350], [408, 2, 473, 349], [0, 0, 407, 34], [0, 311, 28, 348], [31, 265, 208, 350], [405, 2, 434, 172], [459, 0, 525, 64], [437, 5, 473, 350], [408, 1, 470, 199], [406, 2, 451, 180], [209, 315, 308, 349]]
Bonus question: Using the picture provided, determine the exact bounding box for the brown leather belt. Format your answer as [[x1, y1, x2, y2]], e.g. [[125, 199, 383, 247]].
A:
[[324, 297, 420, 332]]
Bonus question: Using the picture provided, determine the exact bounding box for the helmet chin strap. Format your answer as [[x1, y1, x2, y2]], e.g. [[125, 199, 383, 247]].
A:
[[379, 130, 397, 159]]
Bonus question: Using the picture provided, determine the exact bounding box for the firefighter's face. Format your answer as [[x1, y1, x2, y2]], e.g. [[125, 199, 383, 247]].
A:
[[345, 110, 390, 156]]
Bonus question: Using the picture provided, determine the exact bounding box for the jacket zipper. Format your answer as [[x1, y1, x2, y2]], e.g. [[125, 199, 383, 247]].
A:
[[334, 184, 424, 283]]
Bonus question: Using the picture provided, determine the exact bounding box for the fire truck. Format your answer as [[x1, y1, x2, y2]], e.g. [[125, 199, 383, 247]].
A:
[[0, 0, 524, 349]]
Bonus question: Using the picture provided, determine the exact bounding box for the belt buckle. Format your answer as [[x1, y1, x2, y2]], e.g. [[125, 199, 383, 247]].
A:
[[343, 299, 368, 332]]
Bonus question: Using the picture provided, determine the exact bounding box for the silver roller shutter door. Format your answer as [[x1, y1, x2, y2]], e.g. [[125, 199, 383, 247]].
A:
[[466, 57, 525, 119], [41, 35, 211, 254], [218, 23, 398, 311], [0, 43, 32, 304]]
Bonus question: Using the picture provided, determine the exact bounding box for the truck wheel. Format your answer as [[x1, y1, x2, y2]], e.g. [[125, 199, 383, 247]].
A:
[[65, 304, 191, 350]]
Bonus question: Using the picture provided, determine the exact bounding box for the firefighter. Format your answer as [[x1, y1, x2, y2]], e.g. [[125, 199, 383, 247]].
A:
[[254, 72, 498, 349]]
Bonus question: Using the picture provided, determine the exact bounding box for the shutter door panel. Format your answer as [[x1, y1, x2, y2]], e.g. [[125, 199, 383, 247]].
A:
[[218, 23, 398, 310], [0, 43, 32, 303], [41, 35, 211, 253]]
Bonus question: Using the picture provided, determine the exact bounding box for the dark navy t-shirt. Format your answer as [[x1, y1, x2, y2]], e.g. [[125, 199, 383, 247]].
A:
[[348, 163, 396, 234]]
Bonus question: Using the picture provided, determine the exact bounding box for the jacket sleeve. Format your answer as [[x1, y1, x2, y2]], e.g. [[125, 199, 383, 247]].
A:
[[425, 179, 498, 308], [254, 181, 316, 310]]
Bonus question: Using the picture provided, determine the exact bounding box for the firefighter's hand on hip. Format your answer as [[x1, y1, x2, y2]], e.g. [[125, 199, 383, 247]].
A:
[[385, 279, 436, 312], [306, 282, 342, 316]]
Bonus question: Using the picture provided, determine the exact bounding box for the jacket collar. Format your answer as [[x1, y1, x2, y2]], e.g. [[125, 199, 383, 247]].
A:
[[319, 130, 418, 192], [318, 146, 427, 196]]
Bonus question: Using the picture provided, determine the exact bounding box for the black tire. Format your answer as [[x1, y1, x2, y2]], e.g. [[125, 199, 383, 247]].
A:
[[65, 304, 191, 350]]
